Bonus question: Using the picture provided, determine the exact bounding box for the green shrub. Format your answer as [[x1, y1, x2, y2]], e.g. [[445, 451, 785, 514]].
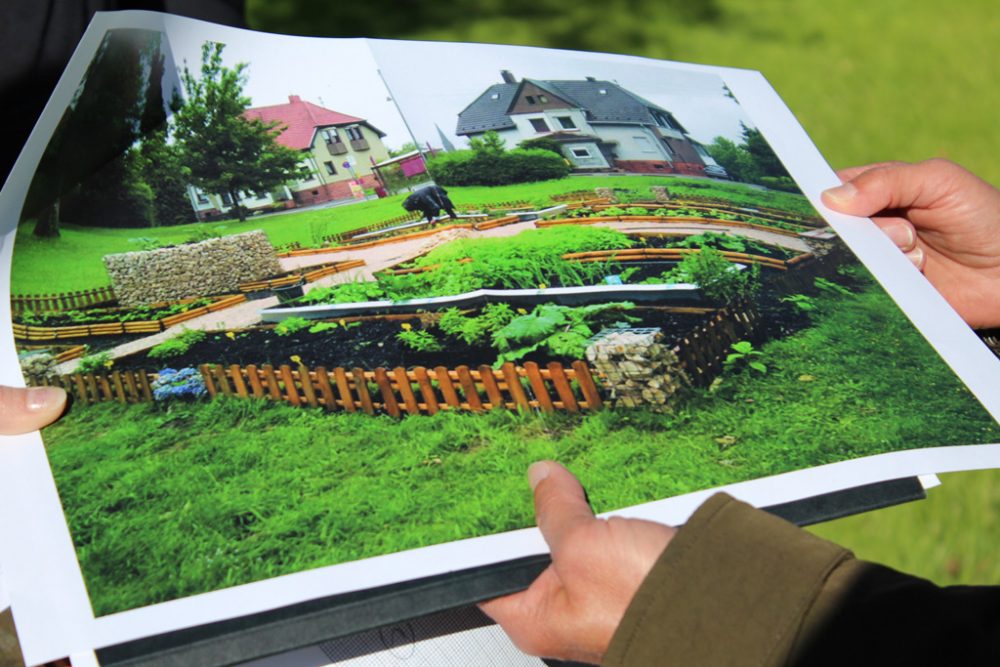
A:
[[664, 247, 760, 303], [757, 176, 800, 193], [428, 148, 569, 186], [78, 351, 115, 372], [396, 327, 444, 352], [274, 317, 312, 336], [148, 328, 207, 359]]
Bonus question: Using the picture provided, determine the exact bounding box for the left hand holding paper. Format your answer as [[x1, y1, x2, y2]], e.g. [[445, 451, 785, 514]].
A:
[[0, 385, 67, 435]]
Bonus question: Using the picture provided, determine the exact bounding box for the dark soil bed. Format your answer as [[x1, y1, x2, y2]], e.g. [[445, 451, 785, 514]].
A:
[[112, 308, 714, 372]]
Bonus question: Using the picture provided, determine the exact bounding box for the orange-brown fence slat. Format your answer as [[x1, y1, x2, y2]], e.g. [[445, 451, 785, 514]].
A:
[[122, 371, 139, 403], [98, 375, 114, 402], [523, 362, 554, 412], [200, 365, 217, 398], [260, 364, 282, 400], [213, 365, 233, 396], [455, 365, 483, 412], [477, 365, 503, 410], [352, 368, 375, 415], [412, 367, 439, 415], [279, 365, 300, 406], [245, 364, 265, 398], [434, 366, 461, 410], [393, 367, 420, 415], [299, 367, 319, 407], [547, 362, 579, 412], [571, 361, 603, 410], [333, 367, 357, 413], [229, 364, 249, 398], [72, 374, 88, 404], [373, 368, 400, 417], [314, 367, 337, 410], [501, 362, 531, 411], [110, 372, 126, 403]]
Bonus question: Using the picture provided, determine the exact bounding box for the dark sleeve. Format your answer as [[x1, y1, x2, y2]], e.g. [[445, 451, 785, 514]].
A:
[[603, 493, 1000, 667]]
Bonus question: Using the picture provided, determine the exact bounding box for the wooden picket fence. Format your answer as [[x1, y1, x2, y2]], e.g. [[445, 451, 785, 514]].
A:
[[563, 247, 809, 271], [199, 360, 602, 416], [12, 294, 248, 341], [238, 259, 366, 293], [29, 369, 156, 405], [11, 286, 117, 314], [674, 304, 761, 386]]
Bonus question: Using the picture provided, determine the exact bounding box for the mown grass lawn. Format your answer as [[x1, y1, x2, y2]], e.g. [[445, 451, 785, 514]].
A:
[[10, 175, 811, 295], [42, 278, 1000, 615]]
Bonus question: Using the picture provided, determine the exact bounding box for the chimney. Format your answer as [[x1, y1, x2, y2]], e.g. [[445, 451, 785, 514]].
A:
[[500, 70, 517, 84], [586, 76, 597, 82], [289, 94, 302, 103]]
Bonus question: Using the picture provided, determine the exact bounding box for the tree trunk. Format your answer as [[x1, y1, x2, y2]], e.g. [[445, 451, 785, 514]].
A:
[[33, 200, 61, 238], [230, 188, 247, 222]]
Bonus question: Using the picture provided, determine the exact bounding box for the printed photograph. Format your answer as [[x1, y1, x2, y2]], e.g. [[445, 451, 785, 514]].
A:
[[8, 31, 1000, 618]]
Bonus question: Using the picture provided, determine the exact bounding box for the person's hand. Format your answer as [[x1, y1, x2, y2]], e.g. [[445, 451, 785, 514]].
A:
[[0, 385, 67, 435], [821, 159, 1000, 329], [479, 461, 675, 665]]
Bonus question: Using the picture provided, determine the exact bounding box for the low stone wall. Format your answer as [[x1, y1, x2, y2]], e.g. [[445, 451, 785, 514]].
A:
[[104, 231, 281, 307]]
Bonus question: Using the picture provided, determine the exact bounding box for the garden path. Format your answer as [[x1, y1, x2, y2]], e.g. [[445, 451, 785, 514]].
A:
[[53, 219, 811, 373]]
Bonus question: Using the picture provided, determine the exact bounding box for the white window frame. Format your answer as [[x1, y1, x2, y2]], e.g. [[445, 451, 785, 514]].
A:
[[570, 146, 592, 158]]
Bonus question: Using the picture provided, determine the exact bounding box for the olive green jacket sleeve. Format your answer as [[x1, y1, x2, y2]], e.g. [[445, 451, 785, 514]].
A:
[[603, 493, 1000, 666]]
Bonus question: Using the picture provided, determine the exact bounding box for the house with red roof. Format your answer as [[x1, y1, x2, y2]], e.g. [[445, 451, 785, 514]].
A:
[[188, 95, 390, 219]]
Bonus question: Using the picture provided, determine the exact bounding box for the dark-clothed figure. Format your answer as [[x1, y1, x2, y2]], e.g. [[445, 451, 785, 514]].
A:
[[402, 184, 458, 224]]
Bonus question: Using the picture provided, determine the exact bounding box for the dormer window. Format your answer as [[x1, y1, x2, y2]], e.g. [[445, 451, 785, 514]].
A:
[[598, 89, 608, 95], [491, 93, 500, 100], [526, 95, 536, 104], [529, 118, 550, 133], [538, 95, 549, 103]]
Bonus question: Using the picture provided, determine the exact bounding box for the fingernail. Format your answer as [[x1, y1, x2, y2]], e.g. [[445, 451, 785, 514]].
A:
[[822, 182, 857, 203], [905, 247, 926, 270], [26, 386, 66, 412], [883, 221, 915, 250], [527, 461, 551, 490]]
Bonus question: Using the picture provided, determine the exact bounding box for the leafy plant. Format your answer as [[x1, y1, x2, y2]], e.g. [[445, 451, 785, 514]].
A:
[[78, 351, 114, 373], [152, 367, 207, 401], [148, 328, 207, 359], [624, 206, 651, 216], [723, 340, 767, 374], [396, 328, 444, 352], [437, 303, 516, 345], [781, 293, 818, 312], [814, 276, 853, 296], [663, 247, 760, 303], [308, 321, 339, 334], [601, 206, 626, 217], [274, 317, 312, 336], [491, 302, 636, 366]]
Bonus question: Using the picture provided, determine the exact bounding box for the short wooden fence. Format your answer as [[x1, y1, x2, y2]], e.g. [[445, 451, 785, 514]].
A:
[[11, 286, 117, 314], [279, 223, 476, 258], [562, 248, 810, 271], [238, 259, 366, 292], [536, 215, 805, 238], [589, 203, 815, 231], [29, 369, 156, 405], [674, 304, 761, 386], [12, 294, 248, 341], [199, 360, 603, 416]]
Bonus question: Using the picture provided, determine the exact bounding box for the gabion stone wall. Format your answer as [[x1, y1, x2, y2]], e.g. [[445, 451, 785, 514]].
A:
[[103, 231, 281, 307], [586, 328, 688, 411]]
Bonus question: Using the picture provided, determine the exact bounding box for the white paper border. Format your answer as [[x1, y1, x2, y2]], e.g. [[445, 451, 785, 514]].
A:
[[1, 13, 998, 664]]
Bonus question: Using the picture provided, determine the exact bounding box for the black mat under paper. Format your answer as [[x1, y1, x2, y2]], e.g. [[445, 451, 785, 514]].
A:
[[96, 477, 926, 667]]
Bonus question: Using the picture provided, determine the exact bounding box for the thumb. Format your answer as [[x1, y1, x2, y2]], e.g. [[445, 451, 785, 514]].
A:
[[821, 160, 954, 217], [529, 461, 594, 560], [0, 386, 68, 435]]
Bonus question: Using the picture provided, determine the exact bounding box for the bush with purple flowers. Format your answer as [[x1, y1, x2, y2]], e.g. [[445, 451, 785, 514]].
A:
[[152, 367, 207, 401]]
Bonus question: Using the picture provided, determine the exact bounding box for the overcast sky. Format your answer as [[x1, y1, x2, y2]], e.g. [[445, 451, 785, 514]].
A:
[[160, 23, 756, 154]]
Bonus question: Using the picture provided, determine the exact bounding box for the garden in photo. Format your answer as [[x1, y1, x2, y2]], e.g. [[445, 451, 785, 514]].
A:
[[10, 29, 1000, 617]]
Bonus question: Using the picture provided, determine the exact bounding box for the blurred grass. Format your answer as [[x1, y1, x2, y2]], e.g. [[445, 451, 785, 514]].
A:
[[246, 0, 1000, 586]]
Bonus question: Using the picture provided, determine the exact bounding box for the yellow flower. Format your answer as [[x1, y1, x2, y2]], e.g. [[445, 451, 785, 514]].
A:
[[401, 322, 413, 331], [290, 354, 302, 365], [225, 331, 236, 340], [517, 308, 528, 315], [339, 319, 347, 327], [538, 283, 547, 290], [103, 360, 114, 369]]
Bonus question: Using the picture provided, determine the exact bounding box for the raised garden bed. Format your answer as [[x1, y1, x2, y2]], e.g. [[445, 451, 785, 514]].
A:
[[12, 294, 247, 341]]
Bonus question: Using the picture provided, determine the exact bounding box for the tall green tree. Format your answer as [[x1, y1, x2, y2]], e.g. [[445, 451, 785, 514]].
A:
[[740, 123, 790, 179], [172, 42, 308, 222], [24, 29, 173, 236]]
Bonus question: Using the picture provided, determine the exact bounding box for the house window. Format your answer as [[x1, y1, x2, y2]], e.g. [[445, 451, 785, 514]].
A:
[[346, 126, 364, 141], [538, 95, 549, 103], [196, 192, 209, 204], [491, 93, 500, 100], [529, 118, 550, 133], [571, 147, 592, 158], [323, 128, 340, 143], [324, 161, 337, 176], [525, 95, 536, 104], [221, 192, 233, 205], [557, 116, 577, 130], [634, 136, 656, 153], [598, 88, 608, 95]]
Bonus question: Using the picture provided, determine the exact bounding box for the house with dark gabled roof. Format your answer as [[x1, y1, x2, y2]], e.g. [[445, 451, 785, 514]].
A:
[[189, 95, 391, 219], [456, 71, 711, 176]]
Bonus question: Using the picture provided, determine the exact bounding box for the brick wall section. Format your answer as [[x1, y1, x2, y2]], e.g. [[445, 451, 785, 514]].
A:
[[103, 231, 281, 307], [293, 175, 380, 207], [615, 160, 705, 176]]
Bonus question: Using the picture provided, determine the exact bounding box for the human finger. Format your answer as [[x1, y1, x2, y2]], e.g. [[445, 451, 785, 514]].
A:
[[479, 566, 562, 656], [822, 160, 957, 217], [0, 385, 67, 435], [834, 161, 908, 184], [870, 216, 918, 251], [529, 461, 595, 559]]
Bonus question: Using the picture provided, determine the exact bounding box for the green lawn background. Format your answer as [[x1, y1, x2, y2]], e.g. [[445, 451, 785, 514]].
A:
[[248, 0, 1000, 587]]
